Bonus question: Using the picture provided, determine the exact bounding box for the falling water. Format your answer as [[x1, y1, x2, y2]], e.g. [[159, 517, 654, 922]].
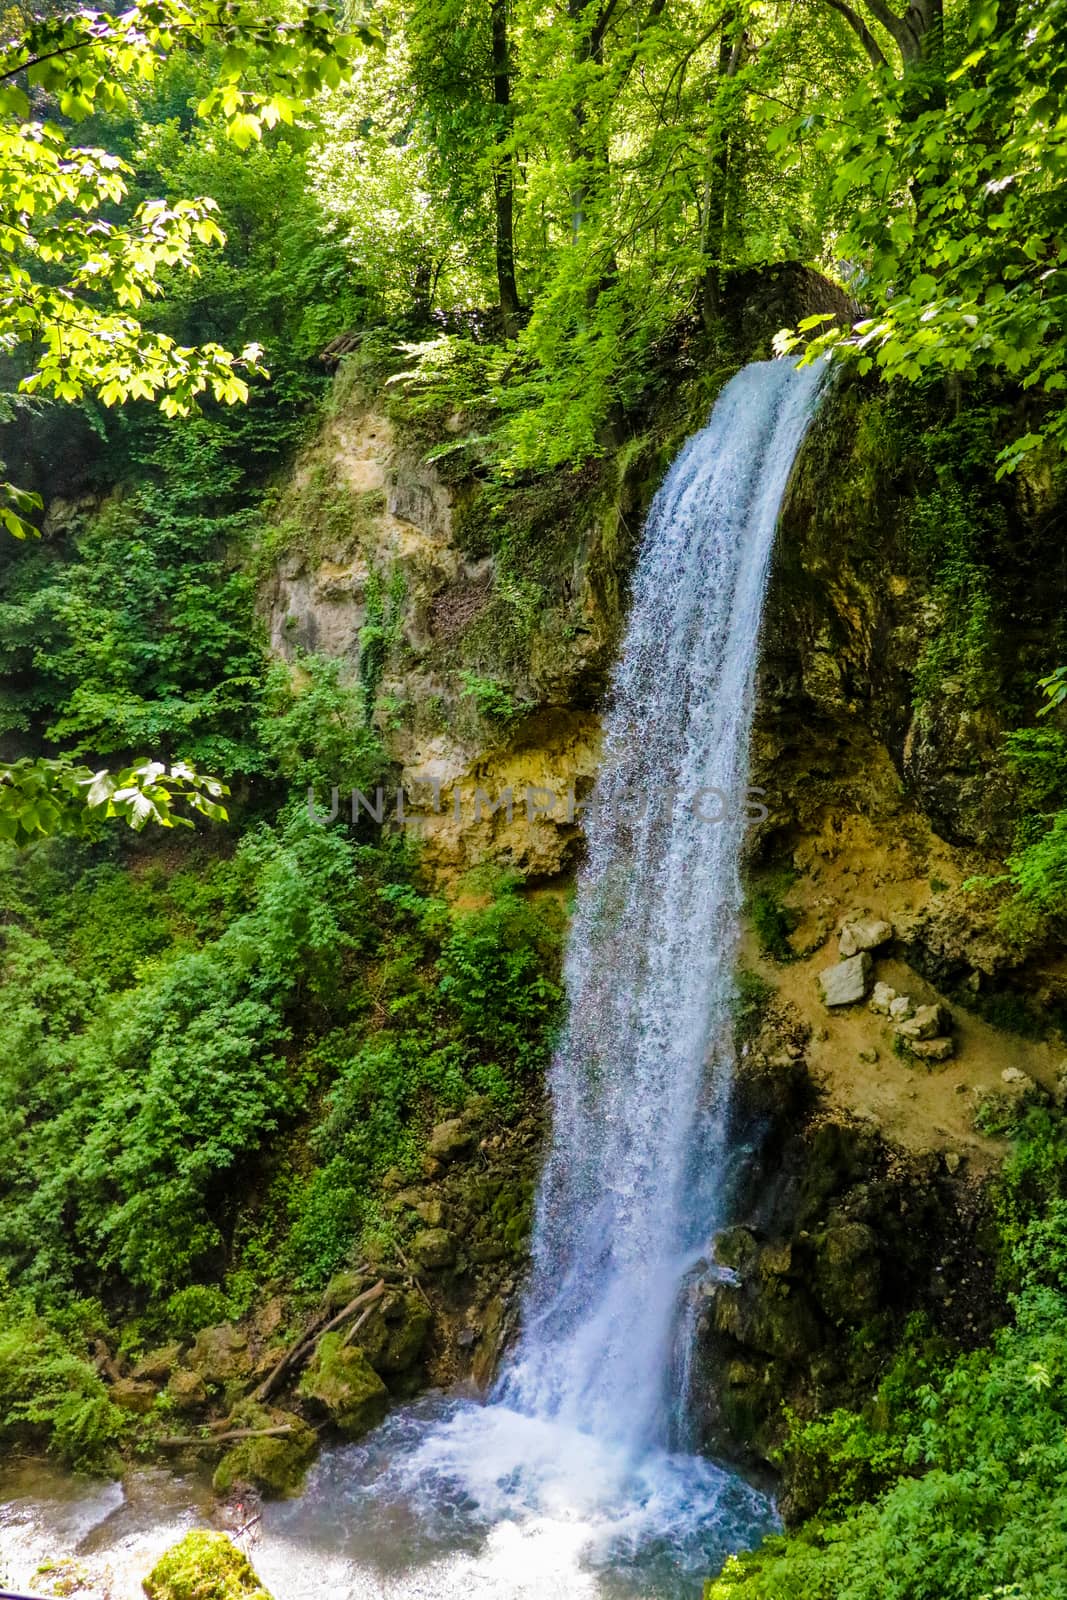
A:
[[0, 360, 824, 1600], [497, 357, 825, 1453]]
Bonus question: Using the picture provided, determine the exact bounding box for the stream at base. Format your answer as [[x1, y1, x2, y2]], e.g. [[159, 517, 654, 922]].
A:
[[1, 1395, 777, 1599]]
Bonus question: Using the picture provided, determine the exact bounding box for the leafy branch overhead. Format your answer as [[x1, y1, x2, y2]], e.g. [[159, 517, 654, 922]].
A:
[[0, 0, 369, 533], [0, 756, 229, 846]]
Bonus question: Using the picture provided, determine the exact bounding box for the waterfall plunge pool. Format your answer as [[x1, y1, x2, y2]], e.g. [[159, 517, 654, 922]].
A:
[[1, 1394, 778, 1600]]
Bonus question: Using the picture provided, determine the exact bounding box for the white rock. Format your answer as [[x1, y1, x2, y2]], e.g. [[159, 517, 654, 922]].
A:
[[896, 1003, 950, 1041], [889, 994, 915, 1021], [839, 917, 894, 958], [869, 981, 897, 1016], [818, 951, 873, 1008]]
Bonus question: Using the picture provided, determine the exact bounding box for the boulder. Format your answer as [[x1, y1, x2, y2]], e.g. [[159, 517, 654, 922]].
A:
[[322, 1271, 370, 1313], [713, 1226, 759, 1273], [869, 981, 897, 1016], [188, 1325, 251, 1387], [166, 1369, 208, 1411], [376, 1292, 432, 1375], [110, 1377, 157, 1415], [211, 1407, 317, 1500], [889, 994, 914, 1021], [297, 1334, 389, 1438], [815, 1222, 880, 1319], [839, 918, 893, 958], [143, 1531, 272, 1600], [895, 1003, 950, 1042], [427, 1118, 475, 1164], [817, 951, 872, 1008], [1002, 1066, 1038, 1094], [911, 1037, 955, 1063], [410, 1227, 458, 1269], [414, 1198, 445, 1227], [132, 1343, 182, 1383]]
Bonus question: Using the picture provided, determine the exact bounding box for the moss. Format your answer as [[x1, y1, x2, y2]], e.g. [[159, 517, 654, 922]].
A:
[[211, 1407, 318, 1499], [297, 1333, 389, 1437], [142, 1533, 272, 1600], [732, 966, 774, 1043]]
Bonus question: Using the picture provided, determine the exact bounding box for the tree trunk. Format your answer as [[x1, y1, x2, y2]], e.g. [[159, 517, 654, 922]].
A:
[[490, 0, 520, 336], [700, 14, 742, 331]]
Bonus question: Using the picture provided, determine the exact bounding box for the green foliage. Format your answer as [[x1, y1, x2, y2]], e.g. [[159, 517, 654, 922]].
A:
[[0, 0, 365, 525], [749, 890, 798, 964], [782, 0, 1067, 472], [1000, 724, 1067, 919], [259, 655, 386, 803], [0, 811, 563, 1302], [706, 1112, 1067, 1600], [285, 873, 563, 1287], [359, 568, 407, 722], [459, 671, 522, 725], [0, 1283, 127, 1470], [0, 755, 228, 846]]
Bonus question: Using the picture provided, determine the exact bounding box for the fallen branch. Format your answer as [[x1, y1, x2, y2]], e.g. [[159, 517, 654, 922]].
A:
[[341, 1296, 382, 1348], [250, 1278, 386, 1403], [394, 1242, 433, 1310], [158, 1425, 295, 1449]]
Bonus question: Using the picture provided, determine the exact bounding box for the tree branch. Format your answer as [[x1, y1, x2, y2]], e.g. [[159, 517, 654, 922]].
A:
[[820, 0, 890, 69]]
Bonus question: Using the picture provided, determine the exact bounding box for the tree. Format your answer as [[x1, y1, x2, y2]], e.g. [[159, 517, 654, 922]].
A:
[[778, 0, 1067, 473], [0, 0, 367, 536]]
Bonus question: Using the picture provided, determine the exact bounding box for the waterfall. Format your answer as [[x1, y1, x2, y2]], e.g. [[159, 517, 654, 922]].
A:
[[279, 359, 825, 1598], [496, 357, 824, 1451]]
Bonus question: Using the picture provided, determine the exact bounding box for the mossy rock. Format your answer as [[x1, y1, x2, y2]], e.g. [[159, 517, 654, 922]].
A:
[[187, 1325, 251, 1387], [142, 1532, 272, 1600], [378, 1293, 431, 1375], [211, 1408, 318, 1500], [409, 1227, 457, 1269], [297, 1333, 389, 1438]]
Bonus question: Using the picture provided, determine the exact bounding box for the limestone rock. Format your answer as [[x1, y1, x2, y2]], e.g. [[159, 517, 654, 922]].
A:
[[869, 981, 897, 1016], [298, 1334, 389, 1438], [188, 1324, 251, 1386], [895, 1003, 950, 1042], [143, 1532, 272, 1600], [816, 1222, 880, 1319], [410, 1227, 458, 1269], [110, 1377, 157, 1414], [1002, 1067, 1037, 1093], [911, 1037, 955, 1063], [839, 917, 893, 958], [889, 994, 914, 1021], [757, 1241, 793, 1278], [131, 1343, 182, 1383], [427, 1118, 475, 1164], [817, 951, 872, 1007], [165, 1369, 208, 1411], [713, 1226, 759, 1274]]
